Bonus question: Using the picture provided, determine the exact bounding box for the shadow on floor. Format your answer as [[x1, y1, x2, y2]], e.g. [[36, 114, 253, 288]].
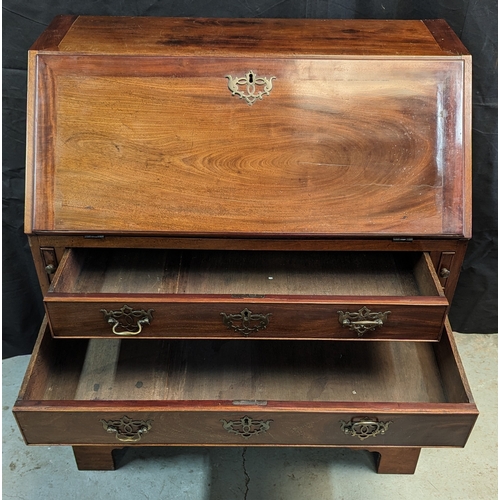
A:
[[117, 446, 377, 500]]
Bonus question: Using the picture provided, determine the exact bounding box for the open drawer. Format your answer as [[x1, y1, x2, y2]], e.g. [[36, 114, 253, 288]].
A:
[[14, 318, 477, 450], [44, 249, 448, 341]]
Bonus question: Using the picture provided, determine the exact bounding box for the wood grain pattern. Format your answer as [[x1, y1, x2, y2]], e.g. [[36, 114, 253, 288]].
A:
[[434, 318, 475, 404], [28, 50, 467, 237], [441, 242, 468, 302], [462, 54, 473, 239], [27, 235, 466, 304], [72, 445, 121, 470], [16, 410, 478, 448], [414, 252, 445, 297], [424, 20, 471, 55], [53, 17, 449, 57], [13, 319, 477, 448], [29, 15, 77, 51], [33, 235, 467, 251], [368, 447, 421, 474], [43, 249, 448, 340], [44, 337, 447, 402], [43, 300, 447, 341], [15, 316, 51, 403], [51, 249, 426, 296], [23, 51, 38, 234]]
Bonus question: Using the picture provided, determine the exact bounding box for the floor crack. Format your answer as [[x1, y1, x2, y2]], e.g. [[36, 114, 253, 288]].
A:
[[242, 447, 250, 500]]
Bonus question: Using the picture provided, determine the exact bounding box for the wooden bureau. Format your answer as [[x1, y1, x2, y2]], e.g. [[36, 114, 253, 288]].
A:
[[14, 16, 477, 474]]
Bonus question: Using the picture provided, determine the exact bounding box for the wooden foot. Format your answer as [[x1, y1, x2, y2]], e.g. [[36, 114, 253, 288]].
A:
[[367, 447, 421, 474], [72, 446, 123, 470]]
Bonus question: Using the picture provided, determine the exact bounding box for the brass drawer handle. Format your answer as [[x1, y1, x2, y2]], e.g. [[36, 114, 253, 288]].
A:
[[100, 305, 154, 336], [220, 415, 273, 439], [100, 416, 152, 442], [221, 308, 271, 336], [338, 306, 391, 337], [340, 417, 392, 441], [226, 70, 276, 106]]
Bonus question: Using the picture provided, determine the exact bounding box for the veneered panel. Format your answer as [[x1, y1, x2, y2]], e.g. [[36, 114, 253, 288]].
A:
[[30, 55, 465, 236], [55, 17, 446, 57]]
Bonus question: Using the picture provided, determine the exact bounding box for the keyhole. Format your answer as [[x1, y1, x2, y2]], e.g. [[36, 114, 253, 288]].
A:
[[248, 73, 254, 83]]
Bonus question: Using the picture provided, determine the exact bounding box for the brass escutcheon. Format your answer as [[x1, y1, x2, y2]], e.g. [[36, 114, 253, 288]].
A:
[[221, 308, 271, 336], [225, 70, 276, 105], [220, 415, 273, 439]]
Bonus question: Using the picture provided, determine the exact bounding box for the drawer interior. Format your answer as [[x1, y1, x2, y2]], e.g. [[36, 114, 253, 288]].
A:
[[49, 249, 443, 297], [22, 331, 469, 405]]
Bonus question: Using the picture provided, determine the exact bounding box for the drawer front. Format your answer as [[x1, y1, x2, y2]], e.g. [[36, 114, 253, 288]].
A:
[[15, 408, 477, 448], [45, 300, 447, 340]]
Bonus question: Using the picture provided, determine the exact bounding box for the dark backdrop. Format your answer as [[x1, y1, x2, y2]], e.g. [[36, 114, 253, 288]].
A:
[[3, 1, 497, 358]]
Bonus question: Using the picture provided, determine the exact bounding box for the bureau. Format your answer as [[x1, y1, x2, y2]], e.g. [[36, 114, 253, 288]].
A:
[[14, 16, 477, 474]]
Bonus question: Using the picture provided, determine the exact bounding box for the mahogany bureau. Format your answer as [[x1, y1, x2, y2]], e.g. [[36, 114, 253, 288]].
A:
[[14, 16, 478, 474]]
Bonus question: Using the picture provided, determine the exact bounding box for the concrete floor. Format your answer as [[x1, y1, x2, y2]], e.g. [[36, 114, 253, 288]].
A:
[[3, 333, 497, 500]]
